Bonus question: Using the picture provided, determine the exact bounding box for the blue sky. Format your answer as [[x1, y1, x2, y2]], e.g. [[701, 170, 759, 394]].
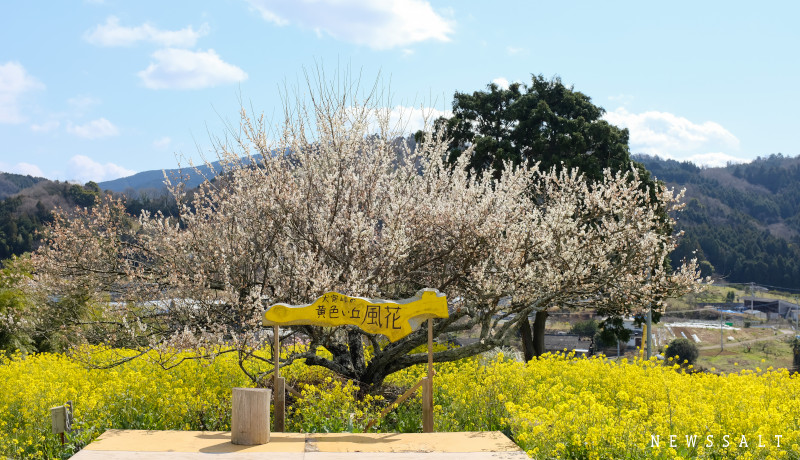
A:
[[1, 1, 798, 183]]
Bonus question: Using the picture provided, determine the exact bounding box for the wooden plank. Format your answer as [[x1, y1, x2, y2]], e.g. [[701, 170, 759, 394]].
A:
[[274, 377, 286, 432], [273, 325, 285, 432], [273, 326, 280, 379], [423, 318, 434, 433], [72, 429, 528, 458], [422, 377, 433, 433], [263, 289, 448, 342], [364, 378, 426, 432]]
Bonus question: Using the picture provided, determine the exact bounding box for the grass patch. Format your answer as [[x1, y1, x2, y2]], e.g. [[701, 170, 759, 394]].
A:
[[697, 337, 795, 373]]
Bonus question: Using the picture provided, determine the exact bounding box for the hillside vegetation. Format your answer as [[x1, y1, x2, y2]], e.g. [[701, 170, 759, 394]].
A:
[[0, 173, 177, 259], [637, 154, 800, 290], [4, 153, 800, 290]]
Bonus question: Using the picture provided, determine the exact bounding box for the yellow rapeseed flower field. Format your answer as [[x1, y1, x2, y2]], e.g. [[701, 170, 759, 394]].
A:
[[0, 349, 251, 459], [2, 348, 800, 459]]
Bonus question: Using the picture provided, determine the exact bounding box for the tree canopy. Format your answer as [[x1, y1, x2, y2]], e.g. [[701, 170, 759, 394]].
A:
[[31, 73, 702, 385], [433, 75, 674, 358], [435, 75, 634, 182]]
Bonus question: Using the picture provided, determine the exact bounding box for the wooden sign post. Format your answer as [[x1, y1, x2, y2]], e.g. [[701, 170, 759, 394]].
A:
[[264, 288, 448, 433], [272, 325, 285, 432], [423, 318, 434, 432]]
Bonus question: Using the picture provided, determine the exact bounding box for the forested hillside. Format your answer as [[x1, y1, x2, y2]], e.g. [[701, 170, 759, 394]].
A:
[[0, 172, 48, 200], [0, 176, 104, 259], [3, 153, 800, 289], [637, 153, 800, 290], [0, 172, 179, 260]]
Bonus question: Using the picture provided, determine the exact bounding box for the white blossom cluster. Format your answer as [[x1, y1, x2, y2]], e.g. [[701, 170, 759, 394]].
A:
[[32, 76, 703, 382]]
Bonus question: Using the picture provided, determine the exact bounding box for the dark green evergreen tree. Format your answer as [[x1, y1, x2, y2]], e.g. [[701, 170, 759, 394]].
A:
[[432, 75, 665, 359]]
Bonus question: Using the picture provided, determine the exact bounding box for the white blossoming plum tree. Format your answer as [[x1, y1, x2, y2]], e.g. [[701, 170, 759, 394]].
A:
[[32, 73, 703, 386]]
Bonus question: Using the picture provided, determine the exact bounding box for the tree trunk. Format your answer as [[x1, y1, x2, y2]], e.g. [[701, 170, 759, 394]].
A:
[[347, 329, 366, 376], [532, 310, 548, 357], [519, 316, 535, 362]]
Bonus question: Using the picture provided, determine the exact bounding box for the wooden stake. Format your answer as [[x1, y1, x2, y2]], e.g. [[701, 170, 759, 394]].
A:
[[365, 377, 426, 432], [273, 325, 285, 432], [422, 318, 434, 432]]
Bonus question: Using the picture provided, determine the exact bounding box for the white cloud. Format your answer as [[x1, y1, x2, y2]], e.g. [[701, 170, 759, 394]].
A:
[[375, 105, 451, 134], [84, 16, 209, 48], [0, 162, 44, 177], [492, 77, 509, 90], [153, 136, 172, 149], [604, 107, 744, 163], [30, 120, 60, 132], [245, 0, 454, 49], [68, 95, 101, 114], [392, 105, 451, 133], [0, 61, 44, 124], [138, 48, 248, 90], [67, 155, 135, 183], [684, 152, 750, 168], [67, 118, 119, 139], [506, 46, 524, 56]]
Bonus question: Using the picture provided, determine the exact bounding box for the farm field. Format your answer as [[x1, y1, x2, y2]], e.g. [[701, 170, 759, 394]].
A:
[[652, 318, 797, 374], [2, 348, 800, 459]]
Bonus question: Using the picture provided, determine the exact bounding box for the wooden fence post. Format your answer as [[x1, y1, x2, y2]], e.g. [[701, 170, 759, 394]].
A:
[[273, 325, 285, 432], [231, 388, 271, 445], [422, 318, 434, 432]]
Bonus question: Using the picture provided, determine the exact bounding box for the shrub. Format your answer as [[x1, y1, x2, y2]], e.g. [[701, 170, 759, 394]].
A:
[[570, 319, 598, 340], [664, 338, 699, 366]]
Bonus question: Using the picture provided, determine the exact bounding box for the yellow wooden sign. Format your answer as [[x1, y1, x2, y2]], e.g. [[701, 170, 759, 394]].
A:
[[263, 289, 448, 342]]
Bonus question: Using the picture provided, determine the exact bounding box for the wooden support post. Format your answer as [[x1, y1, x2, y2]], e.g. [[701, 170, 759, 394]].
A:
[[273, 325, 285, 432], [231, 388, 271, 445], [365, 377, 427, 432], [65, 401, 73, 428], [51, 401, 73, 445], [274, 377, 285, 432], [422, 318, 434, 433], [51, 406, 67, 435]]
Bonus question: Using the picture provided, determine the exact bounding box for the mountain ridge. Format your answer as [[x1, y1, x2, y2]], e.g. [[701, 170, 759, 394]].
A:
[[3, 153, 800, 289], [635, 153, 800, 290], [97, 162, 220, 193]]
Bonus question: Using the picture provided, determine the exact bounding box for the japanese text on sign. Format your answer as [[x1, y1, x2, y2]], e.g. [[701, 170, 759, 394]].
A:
[[263, 289, 448, 342]]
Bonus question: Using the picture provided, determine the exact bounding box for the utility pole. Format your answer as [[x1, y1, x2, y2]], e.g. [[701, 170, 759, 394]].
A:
[[720, 309, 724, 351]]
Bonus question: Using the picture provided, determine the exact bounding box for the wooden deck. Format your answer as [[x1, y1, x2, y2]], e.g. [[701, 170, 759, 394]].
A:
[[69, 430, 529, 459]]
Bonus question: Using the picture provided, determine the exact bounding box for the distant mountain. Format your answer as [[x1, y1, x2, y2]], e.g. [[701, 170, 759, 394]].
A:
[[98, 162, 220, 193], [0, 172, 49, 200], [0, 176, 101, 259], [5, 151, 800, 291], [98, 154, 271, 193], [636, 153, 800, 290]]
